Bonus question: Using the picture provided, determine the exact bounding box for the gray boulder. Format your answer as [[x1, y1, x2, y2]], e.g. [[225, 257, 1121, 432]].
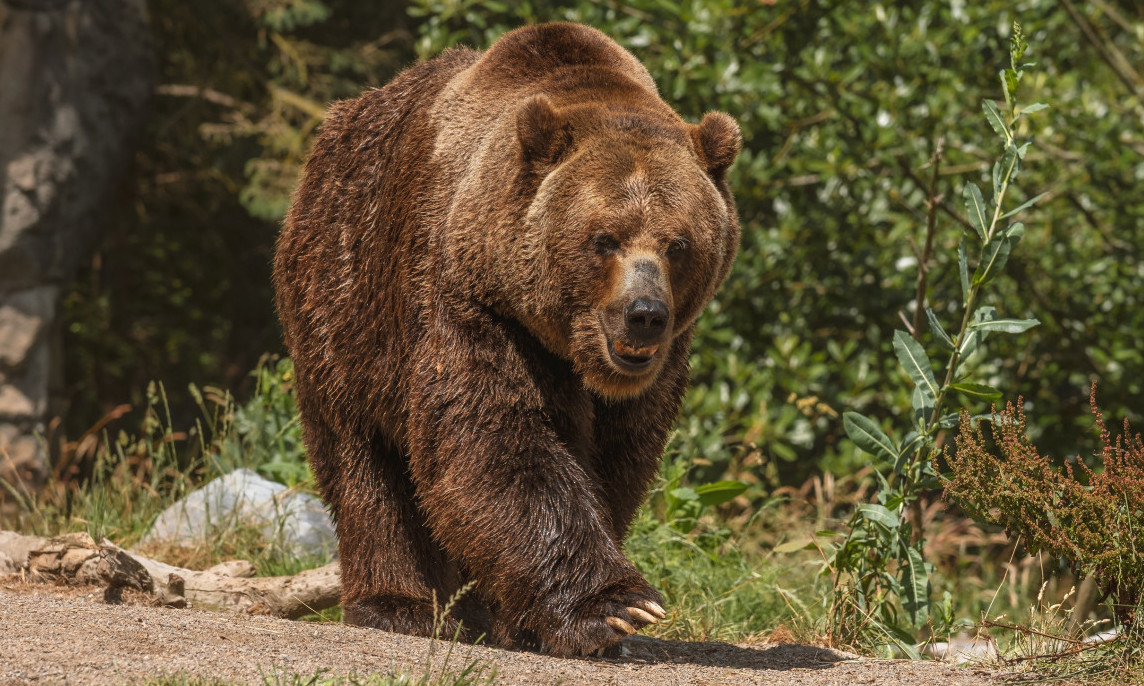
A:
[[144, 468, 337, 560]]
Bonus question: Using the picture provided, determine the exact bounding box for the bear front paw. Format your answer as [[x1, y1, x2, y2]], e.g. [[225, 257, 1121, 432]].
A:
[[541, 583, 666, 657]]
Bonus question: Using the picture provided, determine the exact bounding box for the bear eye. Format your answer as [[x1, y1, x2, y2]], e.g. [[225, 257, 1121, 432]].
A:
[[593, 233, 620, 255], [667, 238, 689, 259]]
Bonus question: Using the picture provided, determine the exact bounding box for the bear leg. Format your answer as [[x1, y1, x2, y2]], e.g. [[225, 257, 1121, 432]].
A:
[[312, 427, 491, 641]]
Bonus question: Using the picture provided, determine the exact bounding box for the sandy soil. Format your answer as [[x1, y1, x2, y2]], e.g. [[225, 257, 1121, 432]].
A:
[[0, 581, 1016, 686]]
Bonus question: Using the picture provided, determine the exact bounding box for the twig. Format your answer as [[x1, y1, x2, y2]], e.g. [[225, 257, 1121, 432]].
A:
[[982, 619, 1091, 646], [911, 137, 945, 342], [155, 85, 256, 114]]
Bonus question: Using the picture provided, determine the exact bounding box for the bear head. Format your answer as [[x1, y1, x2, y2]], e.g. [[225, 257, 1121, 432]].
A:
[[515, 96, 741, 400]]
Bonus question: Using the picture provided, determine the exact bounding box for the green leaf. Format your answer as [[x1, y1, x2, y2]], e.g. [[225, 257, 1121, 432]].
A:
[[960, 306, 997, 357], [938, 412, 998, 429], [958, 238, 970, 306], [1006, 222, 1025, 249], [774, 537, 814, 554], [856, 503, 899, 531], [949, 382, 1003, 400], [969, 317, 1040, 334], [912, 386, 935, 428], [1002, 192, 1047, 219], [982, 99, 1009, 141], [1002, 69, 1019, 111], [893, 330, 938, 399], [925, 307, 955, 350], [975, 234, 1012, 285], [963, 183, 988, 242], [1020, 102, 1049, 115], [843, 412, 898, 462], [669, 487, 698, 501], [993, 144, 1019, 198], [900, 544, 932, 624], [694, 480, 748, 507]]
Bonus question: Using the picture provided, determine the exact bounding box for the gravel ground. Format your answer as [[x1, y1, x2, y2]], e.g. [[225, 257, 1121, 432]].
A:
[[0, 584, 1015, 686]]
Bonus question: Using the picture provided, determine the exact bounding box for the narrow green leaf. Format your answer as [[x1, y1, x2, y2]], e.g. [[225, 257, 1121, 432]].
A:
[[982, 99, 1009, 141], [960, 306, 997, 357], [963, 183, 988, 242], [1020, 102, 1049, 115], [912, 386, 935, 428], [925, 307, 955, 350], [993, 144, 1020, 199], [1002, 70, 1020, 111], [974, 234, 1012, 285], [900, 544, 932, 624], [958, 238, 969, 307], [893, 330, 938, 399], [899, 431, 925, 458], [843, 412, 898, 462], [949, 382, 1003, 400], [1006, 222, 1025, 249], [970, 317, 1041, 334], [669, 487, 698, 502], [694, 480, 748, 507], [1002, 193, 1047, 219], [856, 503, 899, 531], [774, 537, 814, 554], [938, 412, 1002, 429]]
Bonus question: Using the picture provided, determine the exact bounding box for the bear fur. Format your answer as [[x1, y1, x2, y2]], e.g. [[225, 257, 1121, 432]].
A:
[[273, 22, 740, 657]]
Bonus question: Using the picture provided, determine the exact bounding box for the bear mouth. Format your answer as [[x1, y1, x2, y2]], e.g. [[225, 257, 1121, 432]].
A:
[[609, 339, 659, 372]]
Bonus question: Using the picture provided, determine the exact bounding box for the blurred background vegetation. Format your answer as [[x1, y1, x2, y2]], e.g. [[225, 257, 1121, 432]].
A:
[[65, 0, 1143, 486]]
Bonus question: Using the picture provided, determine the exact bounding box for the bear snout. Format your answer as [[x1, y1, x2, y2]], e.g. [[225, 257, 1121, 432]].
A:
[[624, 296, 669, 344]]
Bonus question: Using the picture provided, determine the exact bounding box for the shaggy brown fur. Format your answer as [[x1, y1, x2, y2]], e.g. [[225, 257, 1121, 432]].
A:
[[273, 23, 740, 657]]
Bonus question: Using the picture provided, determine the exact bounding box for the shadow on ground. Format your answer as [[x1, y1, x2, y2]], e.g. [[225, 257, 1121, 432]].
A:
[[616, 635, 851, 671]]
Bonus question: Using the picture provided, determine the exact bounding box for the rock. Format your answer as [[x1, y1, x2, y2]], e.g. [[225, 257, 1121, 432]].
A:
[[921, 635, 998, 664], [0, 304, 43, 368], [144, 469, 337, 559], [0, 423, 44, 491], [0, 529, 45, 574]]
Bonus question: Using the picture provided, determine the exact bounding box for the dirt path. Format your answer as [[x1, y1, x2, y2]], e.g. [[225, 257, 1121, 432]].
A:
[[0, 585, 1012, 686]]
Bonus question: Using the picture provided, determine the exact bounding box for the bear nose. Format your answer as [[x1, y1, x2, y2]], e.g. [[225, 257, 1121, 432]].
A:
[[624, 297, 669, 342]]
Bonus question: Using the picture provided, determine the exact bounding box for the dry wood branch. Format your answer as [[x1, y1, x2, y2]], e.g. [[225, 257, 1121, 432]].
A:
[[0, 530, 340, 619]]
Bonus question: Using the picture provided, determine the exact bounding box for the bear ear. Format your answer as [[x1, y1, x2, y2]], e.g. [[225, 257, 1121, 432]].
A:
[[691, 112, 741, 178], [517, 96, 573, 167]]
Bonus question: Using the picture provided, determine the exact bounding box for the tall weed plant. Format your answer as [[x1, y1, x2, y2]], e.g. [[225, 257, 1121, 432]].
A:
[[826, 23, 1049, 652]]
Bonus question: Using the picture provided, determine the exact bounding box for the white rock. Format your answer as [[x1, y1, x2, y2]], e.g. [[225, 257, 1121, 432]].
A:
[[144, 468, 336, 559], [921, 635, 998, 664]]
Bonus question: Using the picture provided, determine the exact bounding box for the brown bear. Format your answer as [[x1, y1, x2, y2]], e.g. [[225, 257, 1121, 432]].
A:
[[273, 22, 740, 657]]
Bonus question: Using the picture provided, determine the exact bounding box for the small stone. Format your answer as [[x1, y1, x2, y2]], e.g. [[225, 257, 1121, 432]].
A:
[[6, 155, 39, 192], [0, 304, 43, 368], [1, 191, 40, 246], [0, 384, 38, 417]]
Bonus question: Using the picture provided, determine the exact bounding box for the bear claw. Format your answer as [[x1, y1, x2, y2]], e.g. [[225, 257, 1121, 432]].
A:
[[606, 616, 636, 635], [643, 600, 667, 619], [627, 607, 658, 625]]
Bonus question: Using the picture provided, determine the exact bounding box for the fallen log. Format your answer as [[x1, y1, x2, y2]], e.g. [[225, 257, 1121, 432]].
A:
[[0, 530, 341, 619]]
